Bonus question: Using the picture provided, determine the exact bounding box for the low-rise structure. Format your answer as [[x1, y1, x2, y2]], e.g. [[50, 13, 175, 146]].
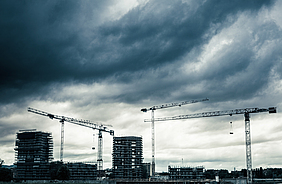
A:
[[143, 162, 151, 178], [67, 162, 97, 180], [168, 165, 205, 180]]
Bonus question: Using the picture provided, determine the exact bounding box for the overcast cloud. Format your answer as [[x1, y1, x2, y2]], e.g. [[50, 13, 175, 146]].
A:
[[1, 0, 282, 172]]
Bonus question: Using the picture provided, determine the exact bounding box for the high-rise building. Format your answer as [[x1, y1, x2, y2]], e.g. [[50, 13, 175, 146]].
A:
[[14, 129, 53, 180], [112, 136, 143, 179]]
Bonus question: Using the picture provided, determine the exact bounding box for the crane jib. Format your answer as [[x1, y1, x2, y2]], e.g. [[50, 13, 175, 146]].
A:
[[144, 107, 277, 122], [141, 98, 209, 112]]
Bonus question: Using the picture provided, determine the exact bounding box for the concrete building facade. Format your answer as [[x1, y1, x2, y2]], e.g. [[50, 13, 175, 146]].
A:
[[14, 129, 53, 180], [112, 136, 143, 179]]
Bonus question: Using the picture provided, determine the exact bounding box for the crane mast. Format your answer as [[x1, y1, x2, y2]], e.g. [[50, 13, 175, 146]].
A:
[[60, 119, 64, 161], [27, 107, 114, 173], [141, 98, 209, 176], [144, 106, 276, 184], [245, 112, 252, 184], [97, 130, 103, 171], [151, 110, 155, 177], [0, 158, 4, 167]]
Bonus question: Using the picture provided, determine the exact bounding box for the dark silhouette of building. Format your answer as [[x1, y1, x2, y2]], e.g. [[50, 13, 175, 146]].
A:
[[206, 169, 233, 179], [143, 162, 151, 178], [168, 166, 205, 180], [67, 162, 97, 180], [112, 136, 143, 179], [14, 129, 53, 180]]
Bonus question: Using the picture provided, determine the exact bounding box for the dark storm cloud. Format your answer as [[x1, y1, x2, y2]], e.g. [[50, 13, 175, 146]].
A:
[[0, 0, 275, 105], [0, 125, 17, 145], [0, 0, 115, 103], [96, 0, 274, 75], [0, 123, 18, 137]]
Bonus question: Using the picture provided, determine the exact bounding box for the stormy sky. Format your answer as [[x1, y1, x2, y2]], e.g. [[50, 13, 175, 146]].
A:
[[1, 0, 282, 172]]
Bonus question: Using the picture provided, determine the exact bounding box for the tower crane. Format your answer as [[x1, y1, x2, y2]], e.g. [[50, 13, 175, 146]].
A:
[[140, 98, 209, 176], [144, 106, 277, 184], [27, 107, 114, 172]]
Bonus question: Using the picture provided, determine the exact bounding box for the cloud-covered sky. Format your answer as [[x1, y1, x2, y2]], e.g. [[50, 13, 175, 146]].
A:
[[1, 0, 282, 172]]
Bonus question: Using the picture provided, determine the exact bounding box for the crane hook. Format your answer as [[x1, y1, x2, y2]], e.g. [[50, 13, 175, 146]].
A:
[[230, 122, 233, 134], [92, 133, 95, 150]]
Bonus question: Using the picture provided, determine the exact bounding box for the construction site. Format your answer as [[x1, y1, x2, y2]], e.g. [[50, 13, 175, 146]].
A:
[[1, 99, 279, 184]]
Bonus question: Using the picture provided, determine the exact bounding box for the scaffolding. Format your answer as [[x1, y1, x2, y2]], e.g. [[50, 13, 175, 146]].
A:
[[14, 129, 53, 180], [112, 136, 143, 179]]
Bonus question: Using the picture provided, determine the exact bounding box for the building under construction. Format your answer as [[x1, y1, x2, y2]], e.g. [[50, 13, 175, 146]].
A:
[[168, 165, 205, 180], [14, 129, 53, 180], [112, 136, 143, 179], [67, 162, 97, 180]]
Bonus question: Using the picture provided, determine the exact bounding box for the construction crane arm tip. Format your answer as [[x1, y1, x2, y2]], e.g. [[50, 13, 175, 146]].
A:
[[100, 123, 112, 127], [141, 108, 147, 112]]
